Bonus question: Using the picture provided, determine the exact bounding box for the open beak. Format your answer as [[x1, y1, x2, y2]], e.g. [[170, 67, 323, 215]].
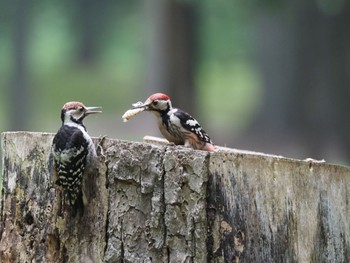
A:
[[85, 106, 102, 115]]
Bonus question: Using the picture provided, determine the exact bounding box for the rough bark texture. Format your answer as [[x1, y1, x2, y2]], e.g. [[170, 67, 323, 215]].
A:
[[207, 151, 350, 262], [1, 132, 350, 262], [103, 138, 208, 262], [0, 132, 108, 263]]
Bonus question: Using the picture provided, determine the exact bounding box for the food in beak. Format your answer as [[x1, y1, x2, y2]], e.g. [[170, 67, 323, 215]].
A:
[[132, 101, 144, 108], [122, 101, 145, 122]]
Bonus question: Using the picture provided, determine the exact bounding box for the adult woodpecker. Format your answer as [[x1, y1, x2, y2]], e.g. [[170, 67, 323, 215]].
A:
[[52, 101, 102, 215], [131, 93, 215, 152]]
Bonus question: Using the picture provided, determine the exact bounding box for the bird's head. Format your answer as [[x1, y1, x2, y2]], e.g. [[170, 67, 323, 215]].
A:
[[61, 101, 102, 124], [133, 93, 172, 113]]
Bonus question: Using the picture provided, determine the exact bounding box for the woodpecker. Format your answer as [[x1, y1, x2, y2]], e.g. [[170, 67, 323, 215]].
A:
[[52, 101, 102, 215], [132, 93, 215, 152]]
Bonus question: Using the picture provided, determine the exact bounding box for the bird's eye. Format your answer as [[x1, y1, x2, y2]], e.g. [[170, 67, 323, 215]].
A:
[[153, 100, 159, 105]]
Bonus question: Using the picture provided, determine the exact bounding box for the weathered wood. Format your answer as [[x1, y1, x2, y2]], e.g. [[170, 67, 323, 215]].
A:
[[1, 132, 350, 262], [103, 138, 208, 262], [207, 150, 350, 262], [0, 132, 108, 263]]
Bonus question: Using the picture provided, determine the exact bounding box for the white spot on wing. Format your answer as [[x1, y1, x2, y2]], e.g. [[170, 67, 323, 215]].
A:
[[186, 119, 199, 126], [59, 146, 85, 162]]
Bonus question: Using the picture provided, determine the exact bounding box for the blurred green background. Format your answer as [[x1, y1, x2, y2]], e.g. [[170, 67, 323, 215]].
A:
[[1, 0, 350, 165]]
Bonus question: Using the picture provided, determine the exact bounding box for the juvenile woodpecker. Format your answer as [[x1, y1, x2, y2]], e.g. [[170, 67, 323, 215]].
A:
[[52, 101, 102, 214], [133, 93, 215, 152]]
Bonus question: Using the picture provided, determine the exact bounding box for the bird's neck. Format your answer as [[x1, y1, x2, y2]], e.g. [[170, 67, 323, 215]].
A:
[[157, 102, 173, 116], [63, 118, 87, 132]]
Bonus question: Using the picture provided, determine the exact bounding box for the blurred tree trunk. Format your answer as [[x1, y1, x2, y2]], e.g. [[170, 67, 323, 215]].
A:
[[145, 0, 198, 115], [9, 0, 32, 130], [288, 1, 350, 159], [331, 3, 350, 158], [73, 0, 112, 66], [251, 1, 350, 161]]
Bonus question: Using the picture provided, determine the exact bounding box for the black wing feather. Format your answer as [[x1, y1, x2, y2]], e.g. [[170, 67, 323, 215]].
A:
[[52, 125, 88, 213], [174, 109, 212, 144], [53, 125, 88, 153]]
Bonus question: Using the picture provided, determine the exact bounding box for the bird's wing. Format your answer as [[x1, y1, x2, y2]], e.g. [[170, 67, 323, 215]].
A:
[[52, 126, 88, 187], [173, 109, 213, 144]]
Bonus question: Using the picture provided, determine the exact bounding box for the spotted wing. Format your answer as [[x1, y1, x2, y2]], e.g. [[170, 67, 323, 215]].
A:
[[174, 109, 213, 144]]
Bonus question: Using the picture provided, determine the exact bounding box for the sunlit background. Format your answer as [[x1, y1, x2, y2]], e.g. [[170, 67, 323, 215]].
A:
[[1, 0, 350, 165]]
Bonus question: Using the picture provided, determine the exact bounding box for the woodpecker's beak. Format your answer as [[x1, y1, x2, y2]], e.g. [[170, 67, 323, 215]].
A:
[[132, 99, 151, 110], [85, 106, 102, 115]]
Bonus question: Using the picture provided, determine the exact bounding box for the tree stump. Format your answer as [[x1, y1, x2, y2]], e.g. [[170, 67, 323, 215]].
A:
[[0, 132, 108, 263], [1, 132, 350, 262]]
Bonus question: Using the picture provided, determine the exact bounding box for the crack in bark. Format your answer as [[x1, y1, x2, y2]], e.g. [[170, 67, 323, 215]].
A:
[[191, 216, 195, 263], [120, 220, 125, 263], [98, 137, 110, 260]]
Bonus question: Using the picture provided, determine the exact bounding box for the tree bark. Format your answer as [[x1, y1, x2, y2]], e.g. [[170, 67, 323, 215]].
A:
[[1, 132, 350, 262], [0, 132, 108, 263], [207, 151, 350, 262]]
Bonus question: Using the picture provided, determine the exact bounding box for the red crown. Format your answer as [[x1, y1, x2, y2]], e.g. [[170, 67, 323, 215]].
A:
[[149, 93, 170, 101], [63, 101, 85, 110]]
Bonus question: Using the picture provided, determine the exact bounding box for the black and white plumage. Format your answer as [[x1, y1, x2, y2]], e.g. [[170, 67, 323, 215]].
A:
[[52, 101, 101, 214], [133, 93, 215, 152]]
